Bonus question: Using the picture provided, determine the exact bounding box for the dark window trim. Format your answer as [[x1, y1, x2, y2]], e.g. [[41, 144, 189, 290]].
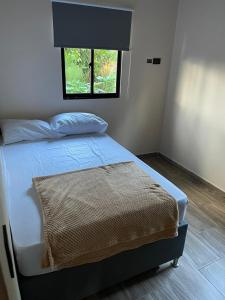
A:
[[2, 225, 15, 278], [61, 48, 122, 100]]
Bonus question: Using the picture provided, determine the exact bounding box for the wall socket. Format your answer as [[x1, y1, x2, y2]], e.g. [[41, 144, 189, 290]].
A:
[[147, 58, 161, 65]]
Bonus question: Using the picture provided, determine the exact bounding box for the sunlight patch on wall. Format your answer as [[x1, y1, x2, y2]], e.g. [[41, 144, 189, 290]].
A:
[[167, 57, 225, 187]]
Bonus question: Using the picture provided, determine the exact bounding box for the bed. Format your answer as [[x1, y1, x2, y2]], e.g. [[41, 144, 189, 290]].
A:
[[1, 133, 188, 300]]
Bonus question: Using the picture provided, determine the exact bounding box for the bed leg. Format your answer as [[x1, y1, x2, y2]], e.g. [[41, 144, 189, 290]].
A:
[[171, 258, 179, 268]]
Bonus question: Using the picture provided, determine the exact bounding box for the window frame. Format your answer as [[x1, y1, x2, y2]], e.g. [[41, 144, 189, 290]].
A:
[[61, 48, 122, 100]]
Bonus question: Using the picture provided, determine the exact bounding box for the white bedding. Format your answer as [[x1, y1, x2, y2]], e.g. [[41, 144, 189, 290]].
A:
[[1, 134, 188, 276]]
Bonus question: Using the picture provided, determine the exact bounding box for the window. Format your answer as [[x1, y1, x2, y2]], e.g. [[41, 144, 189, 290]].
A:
[[61, 48, 122, 99]]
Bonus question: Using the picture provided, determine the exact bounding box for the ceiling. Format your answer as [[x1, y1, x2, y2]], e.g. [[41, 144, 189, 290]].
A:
[[54, 0, 137, 9]]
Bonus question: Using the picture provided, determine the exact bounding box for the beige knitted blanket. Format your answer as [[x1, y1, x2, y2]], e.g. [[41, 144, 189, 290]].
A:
[[33, 162, 178, 269]]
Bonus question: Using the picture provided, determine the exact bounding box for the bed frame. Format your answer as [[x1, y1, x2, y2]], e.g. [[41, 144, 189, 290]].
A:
[[17, 221, 188, 300]]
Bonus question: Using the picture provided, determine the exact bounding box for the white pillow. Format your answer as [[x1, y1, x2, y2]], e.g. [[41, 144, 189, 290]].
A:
[[0, 119, 61, 145], [49, 113, 108, 135]]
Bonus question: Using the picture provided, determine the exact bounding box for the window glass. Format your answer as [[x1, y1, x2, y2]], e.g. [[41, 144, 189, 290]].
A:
[[64, 48, 91, 94], [94, 50, 118, 94], [62, 48, 121, 99]]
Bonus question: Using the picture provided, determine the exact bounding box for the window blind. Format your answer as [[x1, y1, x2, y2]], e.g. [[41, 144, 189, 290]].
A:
[[52, 2, 132, 51]]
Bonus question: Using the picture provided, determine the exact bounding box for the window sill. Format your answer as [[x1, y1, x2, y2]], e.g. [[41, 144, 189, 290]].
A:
[[63, 93, 120, 100]]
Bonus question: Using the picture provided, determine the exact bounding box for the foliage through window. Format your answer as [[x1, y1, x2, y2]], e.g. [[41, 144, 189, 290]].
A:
[[61, 48, 121, 99]]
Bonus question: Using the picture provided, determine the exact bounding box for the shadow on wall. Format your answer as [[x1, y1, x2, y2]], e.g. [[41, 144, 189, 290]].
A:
[[113, 55, 163, 154]]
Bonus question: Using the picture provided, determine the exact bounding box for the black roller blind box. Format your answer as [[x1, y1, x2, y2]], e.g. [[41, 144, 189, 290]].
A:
[[52, 2, 132, 51]]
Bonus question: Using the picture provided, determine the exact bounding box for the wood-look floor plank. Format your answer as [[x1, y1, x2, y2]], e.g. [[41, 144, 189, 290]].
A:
[[201, 257, 225, 297], [184, 229, 220, 269], [199, 227, 225, 258], [200, 204, 225, 228], [142, 256, 225, 300], [185, 203, 217, 233]]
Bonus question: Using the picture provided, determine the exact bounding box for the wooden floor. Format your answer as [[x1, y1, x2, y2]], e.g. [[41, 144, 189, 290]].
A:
[[1, 155, 225, 300], [87, 155, 225, 300]]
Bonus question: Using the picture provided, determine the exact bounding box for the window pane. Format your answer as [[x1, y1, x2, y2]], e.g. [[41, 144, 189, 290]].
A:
[[64, 48, 91, 94], [94, 50, 118, 94]]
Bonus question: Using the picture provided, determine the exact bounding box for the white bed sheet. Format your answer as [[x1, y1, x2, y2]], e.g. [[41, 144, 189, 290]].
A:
[[1, 134, 188, 277]]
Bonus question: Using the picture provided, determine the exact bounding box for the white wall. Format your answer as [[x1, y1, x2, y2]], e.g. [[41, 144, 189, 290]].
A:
[[0, 0, 178, 155], [161, 0, 225, 192]]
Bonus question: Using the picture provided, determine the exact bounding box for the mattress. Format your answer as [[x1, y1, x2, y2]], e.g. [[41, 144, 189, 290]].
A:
[[1, 134, 188, 277]]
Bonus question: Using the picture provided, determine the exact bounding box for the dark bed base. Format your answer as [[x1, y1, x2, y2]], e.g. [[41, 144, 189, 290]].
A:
[[18, 221, 188, 300]]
